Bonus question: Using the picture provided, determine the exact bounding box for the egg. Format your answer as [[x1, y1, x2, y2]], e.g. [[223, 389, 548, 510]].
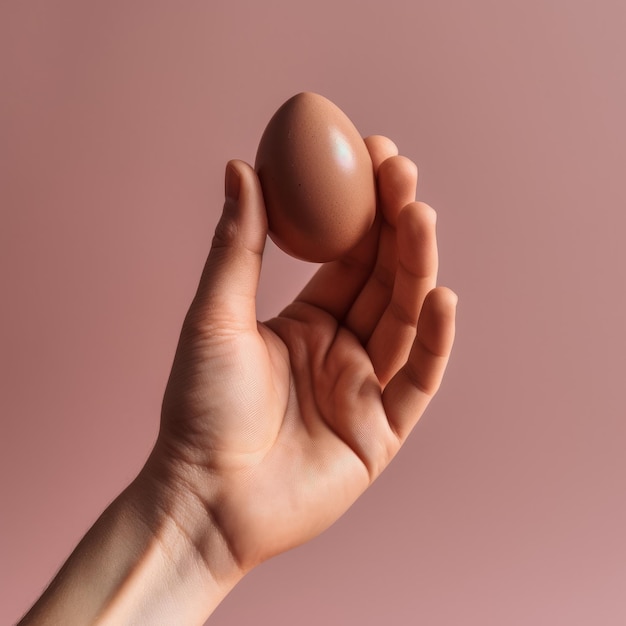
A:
[[255, 92, 376, 262]]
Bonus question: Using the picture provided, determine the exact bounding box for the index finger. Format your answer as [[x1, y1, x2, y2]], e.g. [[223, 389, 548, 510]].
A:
[[364, 135, 399, 173], [293, 135, 399, 322]]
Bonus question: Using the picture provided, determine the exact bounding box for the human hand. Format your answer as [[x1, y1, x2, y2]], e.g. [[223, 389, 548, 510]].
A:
[[17, 136, 457, 626], [145, 136, 457, 583]]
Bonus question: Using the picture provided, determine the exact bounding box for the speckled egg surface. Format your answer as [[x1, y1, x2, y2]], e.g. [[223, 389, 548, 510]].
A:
[[255, 92, 376, 263]]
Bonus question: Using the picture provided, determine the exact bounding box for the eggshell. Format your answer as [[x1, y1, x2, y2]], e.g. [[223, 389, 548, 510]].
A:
[[255, 92, 376, 262]]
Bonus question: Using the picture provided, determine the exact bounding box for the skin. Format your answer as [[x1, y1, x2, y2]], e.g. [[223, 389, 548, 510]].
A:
[[19, 135, 457, 625]]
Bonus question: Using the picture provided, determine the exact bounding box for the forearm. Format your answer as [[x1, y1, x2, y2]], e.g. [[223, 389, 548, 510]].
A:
[[18, 463, 244, 626]]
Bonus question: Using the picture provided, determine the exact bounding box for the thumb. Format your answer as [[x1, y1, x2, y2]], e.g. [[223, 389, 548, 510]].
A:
[[188, 159, 268, 332]]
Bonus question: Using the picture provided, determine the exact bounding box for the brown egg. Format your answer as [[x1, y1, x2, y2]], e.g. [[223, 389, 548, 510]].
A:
[[255, 92, 376, 262]]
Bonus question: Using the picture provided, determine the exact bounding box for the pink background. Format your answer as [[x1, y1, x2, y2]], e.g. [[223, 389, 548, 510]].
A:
[[2, 1, 625, 624]]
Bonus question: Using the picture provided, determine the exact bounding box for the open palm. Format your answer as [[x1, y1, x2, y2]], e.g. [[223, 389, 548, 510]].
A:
[[155, 136, 457, 574]]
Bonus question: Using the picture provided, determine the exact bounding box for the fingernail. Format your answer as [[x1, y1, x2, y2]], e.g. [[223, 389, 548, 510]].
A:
[[225, 162, 241, 202]]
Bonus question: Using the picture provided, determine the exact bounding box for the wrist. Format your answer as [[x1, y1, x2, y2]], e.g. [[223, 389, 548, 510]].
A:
[[126, 448, 246, 620], [20, 449, 245, 626]]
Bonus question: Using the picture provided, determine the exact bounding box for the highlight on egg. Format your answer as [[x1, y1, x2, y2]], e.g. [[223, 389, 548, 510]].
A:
[[255, 92, 376, 263]]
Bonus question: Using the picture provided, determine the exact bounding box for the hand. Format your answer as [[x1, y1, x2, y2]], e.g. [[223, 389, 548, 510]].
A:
[[148, 135, 457, 580], [17, 137, 457, 626]]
